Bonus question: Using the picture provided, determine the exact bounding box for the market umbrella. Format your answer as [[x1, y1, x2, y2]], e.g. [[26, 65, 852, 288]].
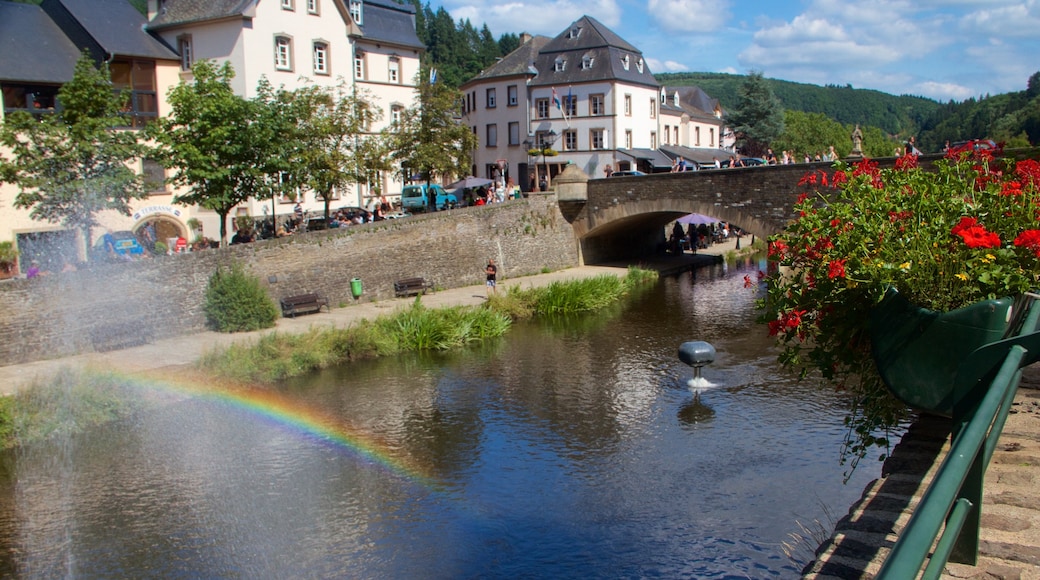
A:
[[676, 213, 717, 225], [447, 176, 494, 190]]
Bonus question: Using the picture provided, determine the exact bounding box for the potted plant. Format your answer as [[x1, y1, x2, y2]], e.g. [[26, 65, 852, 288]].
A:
[[760, 146, 1040, 468], [0, 241, 18, 279]]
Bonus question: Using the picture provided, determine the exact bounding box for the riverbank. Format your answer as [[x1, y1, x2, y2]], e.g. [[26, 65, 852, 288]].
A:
[[0, 236, 749, 395]]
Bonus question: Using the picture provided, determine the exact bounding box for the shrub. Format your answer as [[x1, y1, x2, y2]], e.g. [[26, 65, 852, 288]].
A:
[[203, 263, 278, 332]]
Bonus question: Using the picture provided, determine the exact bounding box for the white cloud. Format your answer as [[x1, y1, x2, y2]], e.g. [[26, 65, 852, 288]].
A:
[[646, 58, 690, 73], [959, 0, 1040, 37], [444, 0, 622, 37], [913, 81, 976, 101], [646, 0, 730, 33]]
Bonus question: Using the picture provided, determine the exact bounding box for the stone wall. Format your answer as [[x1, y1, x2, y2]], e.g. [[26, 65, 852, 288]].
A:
[[0, 195, 578, 366]]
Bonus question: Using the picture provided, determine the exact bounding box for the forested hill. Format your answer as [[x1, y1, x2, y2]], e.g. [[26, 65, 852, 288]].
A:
[[656, 72, 940, 136]]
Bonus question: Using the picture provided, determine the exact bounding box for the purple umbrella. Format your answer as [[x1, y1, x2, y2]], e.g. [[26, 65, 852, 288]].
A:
[[676, 213, 717, 225]]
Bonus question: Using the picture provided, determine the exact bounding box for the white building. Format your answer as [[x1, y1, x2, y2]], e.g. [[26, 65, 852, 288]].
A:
[[460, 16, 733, 191]]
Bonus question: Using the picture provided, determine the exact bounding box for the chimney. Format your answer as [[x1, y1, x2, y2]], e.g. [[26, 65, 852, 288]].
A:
[[520, 32, 532, 44]]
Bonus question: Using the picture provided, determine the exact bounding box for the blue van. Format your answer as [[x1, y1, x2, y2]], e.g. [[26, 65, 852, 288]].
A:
[[401, 184, 457, 212]]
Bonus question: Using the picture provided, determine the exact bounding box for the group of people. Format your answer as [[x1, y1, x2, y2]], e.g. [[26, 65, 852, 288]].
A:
[[469, 179, 521, 206], [774, 146, 840, 165], [667, 221, 737, 255]]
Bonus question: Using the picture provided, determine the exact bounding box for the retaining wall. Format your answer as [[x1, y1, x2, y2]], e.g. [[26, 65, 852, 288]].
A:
[[0, 195, 578, 366]]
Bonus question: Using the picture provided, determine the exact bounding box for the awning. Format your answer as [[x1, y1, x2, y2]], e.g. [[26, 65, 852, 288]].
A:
[[618, 148, 673, 169], [659, 145, 734, 165]]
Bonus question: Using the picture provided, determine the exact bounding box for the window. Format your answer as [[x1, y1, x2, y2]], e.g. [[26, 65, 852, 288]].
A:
[[275, 36, 293, 71], [536, 130, 554, 149], [388, 56, 400, 83], [354, 51, 365, 80], [563, 129, 577, 151], [313, 42, 329, 75], [590, 129, 604, 150], [564, 93, 576, 117], [590, 94, 604, 115], [625, 130, 632, 149], [621, 54, 630, 71], [554, 57, 566, 72], [508, 122, 520, 145], [663, 125, 670, 145], [581, 55, 594, 70], [486, 88, 496, 108], [110, 59, 157, 128], [649, 98, 656, 119], [673, 126, 679, 145], [709, 128, 715, 147], [568, 26, 582, 39], [307, 0, 319, 14], [536, 98, 550, 119], [695, 126, 700, 146], [486, 124, 497, 147], [650, 131, 656, 149], [624, 94, 631, 116], [142, 158, 166, 193], [391, 105, 402, 125], [507, 85, 518, 106], [636, 58, 644, 73], [1, 84, 59, 118], [349, 0, 362, 24], [177, 35, 193, 71], [281, 0, 294, 10]]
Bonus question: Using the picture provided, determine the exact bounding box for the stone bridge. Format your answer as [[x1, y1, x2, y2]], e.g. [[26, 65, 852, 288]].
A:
[[558, 155, 922, 264]]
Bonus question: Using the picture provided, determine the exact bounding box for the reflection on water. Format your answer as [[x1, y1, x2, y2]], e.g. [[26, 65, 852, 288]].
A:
[[0, 256, 890, 578]]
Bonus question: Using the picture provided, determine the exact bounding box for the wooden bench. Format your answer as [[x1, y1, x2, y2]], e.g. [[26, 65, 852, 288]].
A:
[[394, 277, 435, 297], [280, 293, 330, 318]]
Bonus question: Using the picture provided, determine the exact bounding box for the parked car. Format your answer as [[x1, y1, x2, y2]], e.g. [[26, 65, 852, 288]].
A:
[[948, 139, 998, 156], [608, 170, 647, 177], [401, 184, 458, 211], [720, 157, 765, 168], [92, 230, 144, 259]]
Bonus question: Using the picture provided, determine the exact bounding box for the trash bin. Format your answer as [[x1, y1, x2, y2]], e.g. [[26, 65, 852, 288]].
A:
[[350, 278, 363, 300]]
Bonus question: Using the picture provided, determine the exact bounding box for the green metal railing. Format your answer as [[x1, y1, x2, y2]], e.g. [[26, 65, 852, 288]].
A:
[[877, 294, 1040, 579]]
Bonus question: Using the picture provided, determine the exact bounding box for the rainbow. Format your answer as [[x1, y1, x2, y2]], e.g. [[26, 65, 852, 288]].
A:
[[121, 370, 438, 487]]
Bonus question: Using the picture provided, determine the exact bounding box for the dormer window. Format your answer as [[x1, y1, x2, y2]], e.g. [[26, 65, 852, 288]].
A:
[[672, 93, 679, 107], [349, 0, 362, 25], [568, 26, 582, 39], [621, 54, 630, 71], [581, 55, 594, 70], [636, 58, 644, 73], [554, 57, 566, 72]]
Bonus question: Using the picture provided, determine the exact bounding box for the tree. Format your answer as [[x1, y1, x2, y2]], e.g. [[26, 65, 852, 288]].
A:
[[150, 61, 271, 246], [388, 68, 476, 210], [725, 71, 784, 157], [291, 82, 387, 221], [773, 110, 849, 159], [0, 53, 147, 260]]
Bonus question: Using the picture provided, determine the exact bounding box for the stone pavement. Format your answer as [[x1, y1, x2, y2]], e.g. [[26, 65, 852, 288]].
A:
[[803, 369, 1040, 579]]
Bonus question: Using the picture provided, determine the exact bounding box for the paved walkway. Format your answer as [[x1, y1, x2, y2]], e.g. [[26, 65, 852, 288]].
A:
[[0, 235, 748, 394]]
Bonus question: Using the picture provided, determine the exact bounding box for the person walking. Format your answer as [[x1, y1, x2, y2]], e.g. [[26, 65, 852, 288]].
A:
[[485, 259, 498, 297]]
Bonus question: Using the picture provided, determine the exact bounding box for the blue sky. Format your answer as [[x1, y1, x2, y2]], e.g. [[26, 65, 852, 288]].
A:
[[429, 0, 1040, 102]]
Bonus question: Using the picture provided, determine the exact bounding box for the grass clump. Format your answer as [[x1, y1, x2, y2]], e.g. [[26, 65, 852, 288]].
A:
[[487, 267, 657, 319], [200, 300, 513, 383], [204, 263, 279, 333], [0, 370, 138, 449]]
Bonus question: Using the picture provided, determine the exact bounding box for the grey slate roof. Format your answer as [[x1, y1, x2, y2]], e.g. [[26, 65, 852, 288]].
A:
[[0, 1, 81, 83], [464, 35, 551, 87], [621, 148, 672, 169], [147, 0, 255, 29], [659, 144, 733, 165], [529, 15, 657, 89], [355, 0, 423, 50], [43, 0, 178, 60]]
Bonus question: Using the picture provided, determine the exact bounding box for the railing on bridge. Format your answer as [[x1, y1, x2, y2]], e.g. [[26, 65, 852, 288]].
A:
[[876, 292, 1040, 579]]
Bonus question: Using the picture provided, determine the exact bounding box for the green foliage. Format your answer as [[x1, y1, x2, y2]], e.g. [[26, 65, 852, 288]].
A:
[[149, 61, 272, 246], [725, 71, 785, 157], [773, 111, 850, 159], [0, 53, 147, 257], [203, 263, 278, 333], [0, 370, 138, 449], [658, 72, 940, 136], [918, 75, 1040, 150], [486, 268, 658, 319], [0, 240, 18, 264], [388, 71, 477, 190]]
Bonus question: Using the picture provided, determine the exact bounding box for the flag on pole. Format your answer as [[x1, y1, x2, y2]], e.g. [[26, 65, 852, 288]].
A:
[[429, 68, 437, 84], [552, 87, 570, 126]]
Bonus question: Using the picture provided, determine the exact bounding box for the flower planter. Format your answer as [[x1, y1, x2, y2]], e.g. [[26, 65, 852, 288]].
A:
[[870, 288, 1014, 416]]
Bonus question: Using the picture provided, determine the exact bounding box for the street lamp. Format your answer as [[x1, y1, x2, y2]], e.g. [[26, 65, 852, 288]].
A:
[[539, 130, 558, 191], [522, 139, 533, 192]]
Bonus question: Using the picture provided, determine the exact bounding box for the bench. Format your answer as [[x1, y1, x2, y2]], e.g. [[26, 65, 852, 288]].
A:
[[280, 293, 330, 318], [394, 277, 435, 297]]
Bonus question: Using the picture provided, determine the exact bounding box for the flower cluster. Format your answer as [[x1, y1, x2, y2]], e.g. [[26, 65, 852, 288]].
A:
[[759, 146, 1040, 467]]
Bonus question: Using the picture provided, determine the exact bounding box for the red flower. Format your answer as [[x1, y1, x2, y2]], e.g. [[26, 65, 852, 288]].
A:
[[1015, 159, 1040, 189], [951, 216, 979, 235], [827, 259, 847, 279], [768, 240, 788, 259], [895, 152, 918, 171], [955, 226, 1001, 249], [1000, 181, 1023, 196], [798, 172, 818, 186], [889, 210, 912, 222], [1014, 229, 1040, 258], [743, 275, 753, 288], [796, 192, 810, 204], [831, 170, 848, 188]]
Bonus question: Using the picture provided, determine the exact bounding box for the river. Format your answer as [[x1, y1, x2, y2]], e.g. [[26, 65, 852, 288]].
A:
[[0, 257, 889, 578]]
